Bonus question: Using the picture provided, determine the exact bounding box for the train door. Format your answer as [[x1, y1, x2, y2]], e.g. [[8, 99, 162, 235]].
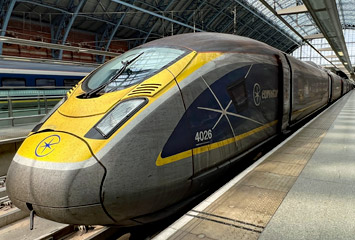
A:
[[280, 54, 292, 132], [328, 75, 332, 102], [184, 67, 239, 177], [227, 57, 281, 154]]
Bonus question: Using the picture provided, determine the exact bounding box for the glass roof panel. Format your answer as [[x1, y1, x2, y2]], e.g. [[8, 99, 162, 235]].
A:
[[291, 29, 355, 76], [242, 0, 321, 41], [337, 0, 355, 27]]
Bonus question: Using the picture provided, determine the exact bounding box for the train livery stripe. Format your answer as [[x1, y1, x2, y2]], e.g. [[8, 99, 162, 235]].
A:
[[293, 101, 326, 114], [156, 120, 278, 166], [13, 153, 98, 170]]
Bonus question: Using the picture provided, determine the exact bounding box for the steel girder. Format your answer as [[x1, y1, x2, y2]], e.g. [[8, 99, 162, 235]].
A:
[[130, 0, 167, 47], [51, 0, 86, 59], [197, 0, 234, 32], [205, 2, 231, 30], [233, 0, 299, 47], [95, 1, 132, 63], [173, 0, 212, 35], [142, 0, 176, 44], [111, 0, 203, 32], [212, 4, 271, 41], [220, 8, 292, 52], [0, 0, 16, 54]]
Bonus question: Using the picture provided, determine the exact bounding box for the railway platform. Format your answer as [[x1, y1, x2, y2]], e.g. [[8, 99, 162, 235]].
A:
[[0, 123, 33, 177], [0, 123, 34, 142], [154, 90, 355, 240]]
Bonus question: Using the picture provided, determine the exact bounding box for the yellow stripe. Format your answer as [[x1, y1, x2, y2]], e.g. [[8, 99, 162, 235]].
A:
[[156, 120, 278, 166], [293, 101, 325, 114]]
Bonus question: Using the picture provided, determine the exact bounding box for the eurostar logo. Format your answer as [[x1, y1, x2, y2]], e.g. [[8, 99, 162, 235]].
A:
[[35, 135, 61, 157]]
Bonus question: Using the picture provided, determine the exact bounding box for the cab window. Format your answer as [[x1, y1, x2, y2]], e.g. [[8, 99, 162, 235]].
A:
[[83, 47, 188, 93]]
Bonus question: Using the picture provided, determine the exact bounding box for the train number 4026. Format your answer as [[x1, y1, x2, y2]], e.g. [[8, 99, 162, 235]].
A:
[[195, 129, 212, 142]]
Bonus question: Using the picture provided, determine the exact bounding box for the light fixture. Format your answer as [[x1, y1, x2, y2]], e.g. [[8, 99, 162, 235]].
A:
[[93, 98, 147, 138], [338, 51, 344, 56]]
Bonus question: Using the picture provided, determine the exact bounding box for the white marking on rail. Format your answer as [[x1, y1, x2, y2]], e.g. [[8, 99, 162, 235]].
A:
[[153, 96, 341, 240]]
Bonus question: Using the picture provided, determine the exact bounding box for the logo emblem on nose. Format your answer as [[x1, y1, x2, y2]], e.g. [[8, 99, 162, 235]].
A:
[[35, 135, 61, 157]]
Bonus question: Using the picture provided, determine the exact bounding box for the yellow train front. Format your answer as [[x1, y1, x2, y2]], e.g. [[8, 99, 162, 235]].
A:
[[6, 33, 348, 226]]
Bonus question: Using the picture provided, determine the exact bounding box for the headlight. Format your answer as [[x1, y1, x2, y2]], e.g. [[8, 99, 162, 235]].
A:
[[31, 96, 67, 132], [86, 98, 147, 139]]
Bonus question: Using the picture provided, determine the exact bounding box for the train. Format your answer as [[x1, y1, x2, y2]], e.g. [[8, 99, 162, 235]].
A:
[[6, 33, 353, 227], [0, 59, 94, 87], [0, 59, 95, 116]]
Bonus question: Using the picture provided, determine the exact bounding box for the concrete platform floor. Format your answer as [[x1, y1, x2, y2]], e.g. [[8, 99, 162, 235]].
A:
[[155, 91, 355, 240], [0, 123, 35, 141], [259, 92, 355, 239]]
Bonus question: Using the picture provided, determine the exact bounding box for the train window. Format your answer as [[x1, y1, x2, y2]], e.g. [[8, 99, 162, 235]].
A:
[[64, 79, 80, 87], [36, 78, 55, 86], [227, 81, 248, 113], [83, 47, 188, 93], [1, 78, 26, 87]]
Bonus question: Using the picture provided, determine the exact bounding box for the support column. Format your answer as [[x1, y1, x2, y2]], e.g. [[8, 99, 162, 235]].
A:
[[0, 0, 16, 55]]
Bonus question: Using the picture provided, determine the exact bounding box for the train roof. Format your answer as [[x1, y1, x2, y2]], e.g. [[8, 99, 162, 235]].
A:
[[0, 59, 95, 73], [142, 32, 279, 55]]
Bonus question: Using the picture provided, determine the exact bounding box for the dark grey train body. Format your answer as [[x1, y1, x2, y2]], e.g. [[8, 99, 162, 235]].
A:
[[6, 33, 353, 226]]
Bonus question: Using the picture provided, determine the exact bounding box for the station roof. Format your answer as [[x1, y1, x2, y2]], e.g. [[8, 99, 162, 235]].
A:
[[6, 0, 300, 54], [1, 0, 355, 76], [241, 0, 355, 77]]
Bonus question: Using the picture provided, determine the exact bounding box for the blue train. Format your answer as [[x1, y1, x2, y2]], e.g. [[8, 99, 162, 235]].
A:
[[0, 59, 95, 87], [0, 59, 95, 115]]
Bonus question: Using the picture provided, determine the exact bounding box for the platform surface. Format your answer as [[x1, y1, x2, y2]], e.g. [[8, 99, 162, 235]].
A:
[[260, 91, 355, 239], [154, 91, 355, 240], [0, 124, 35, 142]]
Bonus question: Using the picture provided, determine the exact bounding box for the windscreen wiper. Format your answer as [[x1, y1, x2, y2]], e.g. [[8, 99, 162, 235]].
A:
[[82, 52, 144, 98]]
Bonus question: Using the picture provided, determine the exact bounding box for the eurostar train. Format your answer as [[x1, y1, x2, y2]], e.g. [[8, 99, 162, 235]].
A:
[[7, 33, 353, 226]]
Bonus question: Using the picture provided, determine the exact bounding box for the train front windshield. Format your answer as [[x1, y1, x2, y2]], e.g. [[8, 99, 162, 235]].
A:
[[83, 47, 187, 93]]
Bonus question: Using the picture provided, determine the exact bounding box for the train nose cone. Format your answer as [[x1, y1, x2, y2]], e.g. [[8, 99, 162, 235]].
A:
[[6, 132, 114, 225]]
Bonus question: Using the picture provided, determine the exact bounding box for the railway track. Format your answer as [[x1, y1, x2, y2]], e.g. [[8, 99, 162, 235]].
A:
[[0, 202, 134, 239], [0, 215, 133, 240]]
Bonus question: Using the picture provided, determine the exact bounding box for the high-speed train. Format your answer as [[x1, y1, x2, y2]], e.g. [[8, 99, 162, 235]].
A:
[[6, 33, 353, 227]]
